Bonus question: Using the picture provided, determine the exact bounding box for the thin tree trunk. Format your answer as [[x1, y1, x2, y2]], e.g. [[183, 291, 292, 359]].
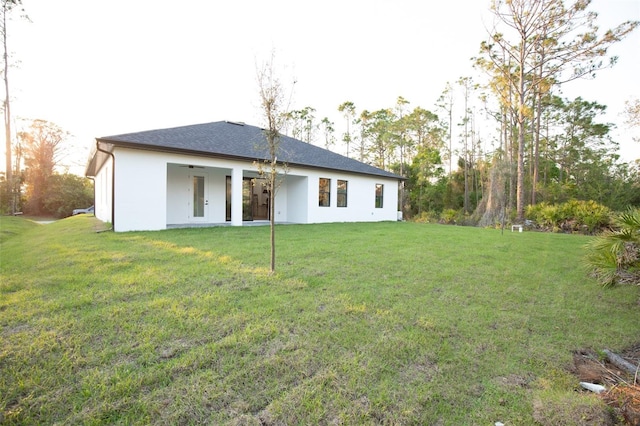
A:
[[531, 48, 545, 206], [448, 104, 453, 175], [3, 5, 13, 213], [509, 116, 517, 215], [532, 91, 541, 206], [516, 40, 527, 222], [463, 83, 469, 214], [529, 91, 535, 183], [270, 182, 275, 273], [543, 112, 549, 188], [269, 144, 277, 273]]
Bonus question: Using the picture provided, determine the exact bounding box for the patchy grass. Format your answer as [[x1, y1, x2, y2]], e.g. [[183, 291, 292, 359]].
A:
[[1, 216, 638, 425]]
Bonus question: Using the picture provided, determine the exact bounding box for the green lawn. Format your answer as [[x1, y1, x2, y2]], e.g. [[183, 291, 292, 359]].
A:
[[1, 216, 637, 425]]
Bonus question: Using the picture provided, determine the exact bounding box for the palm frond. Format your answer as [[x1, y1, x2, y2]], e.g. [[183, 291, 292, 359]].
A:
[[616, 207, 640, 233], [583, 207, 640, 287]]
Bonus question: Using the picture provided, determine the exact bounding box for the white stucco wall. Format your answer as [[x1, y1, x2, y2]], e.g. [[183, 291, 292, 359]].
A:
[[166, 163, 188, 224], [164, 153, 295, 226], [106, 147, 400, 231], [116, 151, 235, 230], [284, 175, 308, 223], [297, 168, 399, 224], [114, 148, 167, 232], [166, 164, 232, 225], [114, 149, 250, 230], [93, 156, 113, 224]]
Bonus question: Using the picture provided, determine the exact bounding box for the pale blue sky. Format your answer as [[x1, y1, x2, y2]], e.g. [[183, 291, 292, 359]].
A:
[[5, 0, 639, 173]]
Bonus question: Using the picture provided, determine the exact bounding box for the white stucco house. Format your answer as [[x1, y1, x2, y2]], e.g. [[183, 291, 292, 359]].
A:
[[85, 121, 403, 232]]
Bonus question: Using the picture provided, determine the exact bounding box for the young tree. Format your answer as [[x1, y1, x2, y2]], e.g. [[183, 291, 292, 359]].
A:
[[256, 55, 289, 273], [19, 119, 69, 215]]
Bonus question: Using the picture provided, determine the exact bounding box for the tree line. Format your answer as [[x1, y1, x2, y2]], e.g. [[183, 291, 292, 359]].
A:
[[2, 0, 638, 223], [278, 0, 639, 224], [283, 92, 637, 223], [1, 0, 92, 217], [0, 118, 93, 217]]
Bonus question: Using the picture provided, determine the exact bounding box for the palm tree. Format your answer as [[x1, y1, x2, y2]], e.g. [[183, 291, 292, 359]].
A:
[[584, 208, 640, 287]]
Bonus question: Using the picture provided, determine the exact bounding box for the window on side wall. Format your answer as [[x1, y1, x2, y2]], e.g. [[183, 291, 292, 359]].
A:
[[375, 183, 384, 208], [319, 178, 331, 207], [337, 180, 347, 207]]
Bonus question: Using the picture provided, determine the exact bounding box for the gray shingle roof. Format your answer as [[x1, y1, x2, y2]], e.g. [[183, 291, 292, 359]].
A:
[[96, 121, 402, 180]]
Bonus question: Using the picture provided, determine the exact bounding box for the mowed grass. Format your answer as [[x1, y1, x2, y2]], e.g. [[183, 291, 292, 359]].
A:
[[0, 216, 39, 244], [1, 216, 638, 425]]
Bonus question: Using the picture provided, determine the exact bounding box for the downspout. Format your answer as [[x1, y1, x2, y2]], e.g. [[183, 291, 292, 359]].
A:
[[95, 141, 115, 230]]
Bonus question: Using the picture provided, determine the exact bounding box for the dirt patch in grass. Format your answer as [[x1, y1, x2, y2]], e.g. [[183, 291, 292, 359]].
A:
[[532, 344, 639, 425], [571, 344, 640, 425], [532, 395, 616, 425]]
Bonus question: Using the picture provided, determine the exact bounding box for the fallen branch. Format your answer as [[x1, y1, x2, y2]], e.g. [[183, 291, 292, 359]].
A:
[[604, 349, 640, 380]]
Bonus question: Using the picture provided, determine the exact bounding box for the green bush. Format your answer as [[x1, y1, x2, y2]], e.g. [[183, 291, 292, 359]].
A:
[[526, 200, 611, 234], [413, 210, 439, 224], [567, 200, 611, 233], [526, 202, 560, 229], [439, 208, 461, 225], [43, 173, 94, 218], [0, 175, 24, 214]]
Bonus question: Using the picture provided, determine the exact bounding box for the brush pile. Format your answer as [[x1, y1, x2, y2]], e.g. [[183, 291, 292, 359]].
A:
[[573, 345, 640, 425]]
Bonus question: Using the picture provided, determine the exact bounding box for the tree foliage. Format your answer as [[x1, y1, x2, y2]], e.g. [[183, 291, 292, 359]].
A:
[[285, 106, 316, 143], [624, 98, 640, 143], [19, 119, 69, 215], [337, 101, 356, 158], [44, 173, 93, 218], [476, 0, 639, 220], [280, 84, 637, 226], [319, 116, 335, 149]]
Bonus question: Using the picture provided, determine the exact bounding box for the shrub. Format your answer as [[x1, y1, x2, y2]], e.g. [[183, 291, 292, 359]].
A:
[[570, 200, 611, 233], [43, 174, 94, 218], [413, 211, 439, 224], [526, 200, 612, 234], [439, 208, 461, 225], [584, 207, 640, 287], [527, 202, 561, 228]]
